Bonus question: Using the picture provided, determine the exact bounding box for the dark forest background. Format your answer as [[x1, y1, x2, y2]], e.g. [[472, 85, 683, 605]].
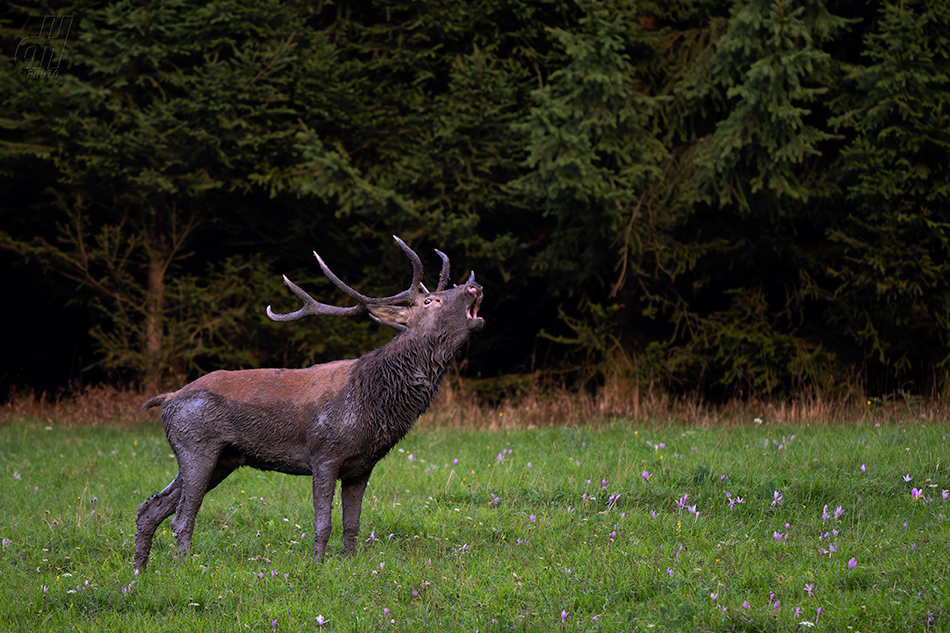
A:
[[1, 0, 948, 404]]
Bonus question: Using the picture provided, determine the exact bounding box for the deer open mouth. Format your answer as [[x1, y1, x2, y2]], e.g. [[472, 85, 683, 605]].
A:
[[466, 286, 484, 325]]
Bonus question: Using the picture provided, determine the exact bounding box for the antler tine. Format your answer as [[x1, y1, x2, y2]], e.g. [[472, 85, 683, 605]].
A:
[[266, 275, 364, 322], [434, 249, 451, 292], [388, 235, 424, 302], [312, 251, 375, 305], [311, 236, 424, 306]]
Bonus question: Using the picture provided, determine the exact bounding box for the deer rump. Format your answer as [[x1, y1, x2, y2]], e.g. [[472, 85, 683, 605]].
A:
[[133, 236, 483, 570]]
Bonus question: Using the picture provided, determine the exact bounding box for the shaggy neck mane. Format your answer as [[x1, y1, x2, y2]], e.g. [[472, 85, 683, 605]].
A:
[[351, 328, 457, 450]]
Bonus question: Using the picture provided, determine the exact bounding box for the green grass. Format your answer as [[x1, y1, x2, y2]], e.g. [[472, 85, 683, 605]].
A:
[[1, 418, 948, 631]]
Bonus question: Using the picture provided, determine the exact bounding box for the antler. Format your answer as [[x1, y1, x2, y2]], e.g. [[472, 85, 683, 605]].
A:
[[266, 236, 433, 322], [434, 249, 451, 291]]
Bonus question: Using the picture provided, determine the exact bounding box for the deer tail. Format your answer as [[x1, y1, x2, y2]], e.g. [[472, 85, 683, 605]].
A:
[[139, 394, 170, 414]]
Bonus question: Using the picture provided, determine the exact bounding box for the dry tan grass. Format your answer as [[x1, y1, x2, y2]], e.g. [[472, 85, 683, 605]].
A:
[[0, 384, 150, 427], [418, 374, 947, 429], [2, 376, 945, 428]]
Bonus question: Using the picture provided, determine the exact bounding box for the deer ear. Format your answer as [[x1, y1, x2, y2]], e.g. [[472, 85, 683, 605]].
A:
[[367, 304, 411, 329]]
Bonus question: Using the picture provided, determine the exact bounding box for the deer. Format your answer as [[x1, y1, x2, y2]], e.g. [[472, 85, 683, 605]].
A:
[[133, 236, 484, 570]]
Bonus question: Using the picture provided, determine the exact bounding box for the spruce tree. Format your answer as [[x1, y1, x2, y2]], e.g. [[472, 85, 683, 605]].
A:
[[651, 0, 848, 394], [828, 0, 950, 389]]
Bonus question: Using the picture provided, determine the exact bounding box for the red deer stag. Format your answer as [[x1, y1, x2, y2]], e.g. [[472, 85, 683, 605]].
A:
[[133, 236, 484, 570]]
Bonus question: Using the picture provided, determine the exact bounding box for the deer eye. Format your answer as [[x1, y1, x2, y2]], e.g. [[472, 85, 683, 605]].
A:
[[424, 298, 432, 305]]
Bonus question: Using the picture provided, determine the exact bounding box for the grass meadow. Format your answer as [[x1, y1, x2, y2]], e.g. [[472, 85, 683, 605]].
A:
[[1, 414, 948, 631]]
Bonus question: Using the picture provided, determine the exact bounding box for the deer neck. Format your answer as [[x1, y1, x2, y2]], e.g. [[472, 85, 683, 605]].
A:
[[350, 332, 454, 449]]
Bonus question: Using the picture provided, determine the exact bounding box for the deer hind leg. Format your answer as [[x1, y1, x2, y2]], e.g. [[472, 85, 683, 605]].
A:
[[169, 445, 224, 558], [134, 475, 183, 571], [311, 470, 339, 563]]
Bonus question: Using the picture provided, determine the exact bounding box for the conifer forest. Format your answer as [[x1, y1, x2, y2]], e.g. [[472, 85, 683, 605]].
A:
[[2, 0, 949, 403]]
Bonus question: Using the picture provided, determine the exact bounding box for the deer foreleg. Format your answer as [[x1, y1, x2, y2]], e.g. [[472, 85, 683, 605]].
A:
[[341, 472, 372, 557]]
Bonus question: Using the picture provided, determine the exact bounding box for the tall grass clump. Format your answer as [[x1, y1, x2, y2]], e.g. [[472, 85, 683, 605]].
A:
[[1, 413, 948, 631]]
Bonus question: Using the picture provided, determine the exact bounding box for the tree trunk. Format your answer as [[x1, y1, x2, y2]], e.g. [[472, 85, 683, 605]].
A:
[[143, 248, 165, 392]]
